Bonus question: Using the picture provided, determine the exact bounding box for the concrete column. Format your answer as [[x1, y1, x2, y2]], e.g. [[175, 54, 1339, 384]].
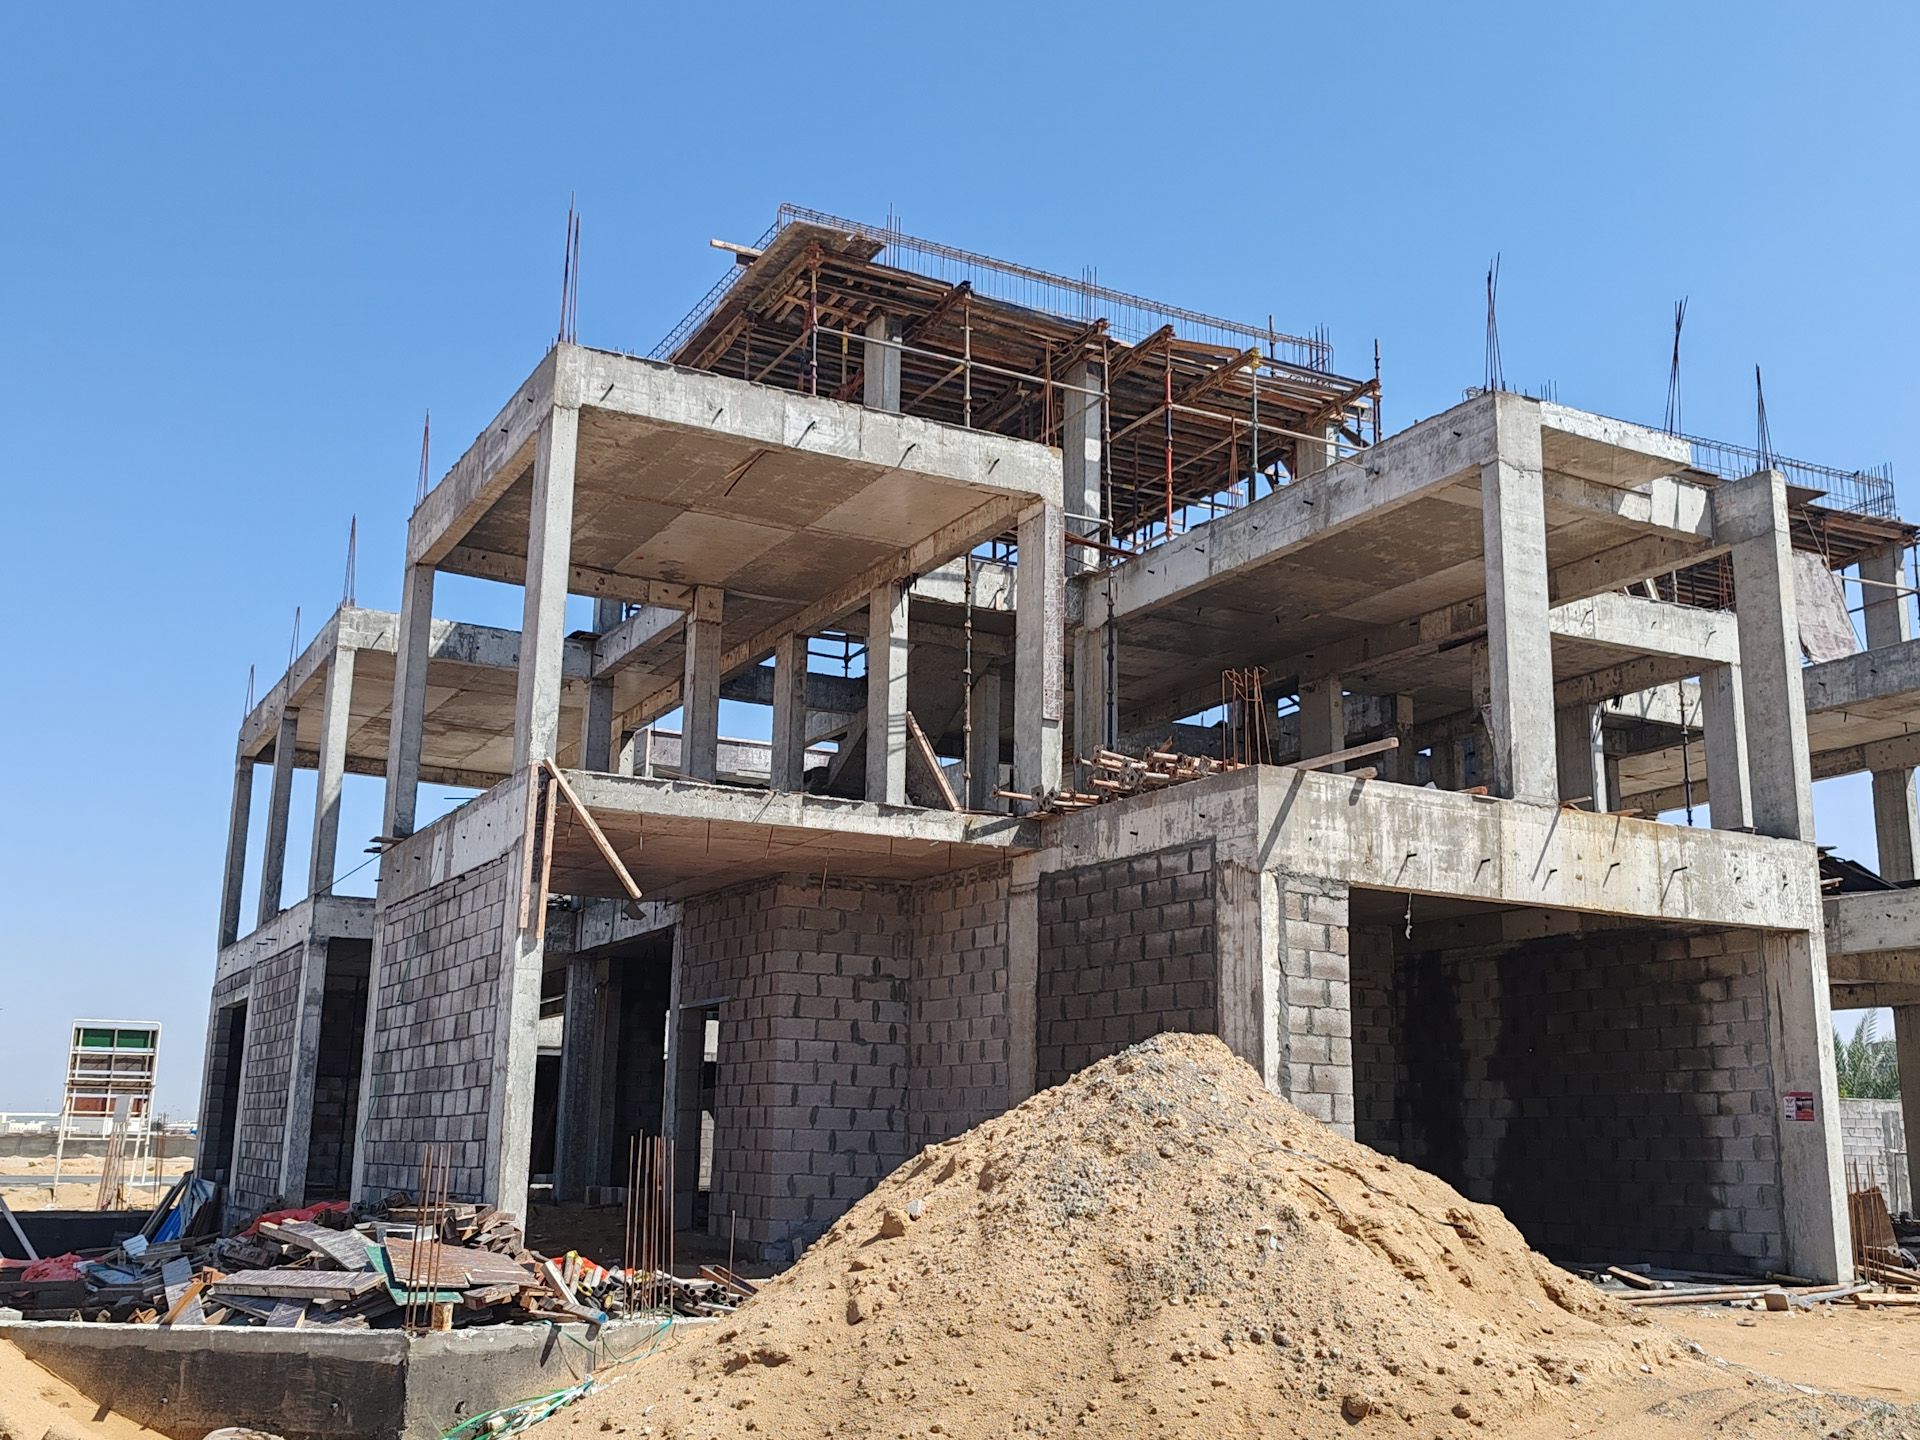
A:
[[1005, 854, 1041, 1105], [1014, 502, 1065, 798], [1553, 703, 1606, 810], [1062, 358, 1104, 575], [619, 725, 656, 778], [1762, 929, 1851, 1281], [865, 582, 909, 805], [1294, 422, 1338, 480], [513, 406, 580, 771], [662, 927, 696, 1229], [863, 313, 902, 413], [218, 757, 253, 949], [1700, 664, 1754, 830], [1072, 624, 1113, 766], [1895, 1009, 1920, 1214], [308, 644, 354, 896], [1299, 678, 1344, 767], [967, 665, 1003, 810], [1479, 398, 1558, 803], [1385, 694, 1416, 784], [277, 938, 329, 1204], [581, 597, 622, 772], [383, 563, 435, 840], [1216, 862, 1282, 1089], [1862, 545, 1919, 880], [680, 586, 723, 783], [770, 632, 808, 793], [1719, 470, 1815, 840], [553, 954, 602, 1202], [257, 707, 300, 926]]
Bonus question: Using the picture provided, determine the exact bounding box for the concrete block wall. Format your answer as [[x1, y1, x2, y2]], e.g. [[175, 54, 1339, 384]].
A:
[[907, 862, 1012, 1145], [676, 875, 913, 1260], [1350, 921, 1785, 1272], [195, 967, 252, 1177], [1839, 1097, 1910, 1215], [1278, 876, 1354, 1133], [1035, 840, 1216, 1088], [358, 857, 512, 1200], [230, 942, 305, 1215]]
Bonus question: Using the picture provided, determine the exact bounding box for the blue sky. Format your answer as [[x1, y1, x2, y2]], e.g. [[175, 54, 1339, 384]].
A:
[[0, 4, 1913, 1113]]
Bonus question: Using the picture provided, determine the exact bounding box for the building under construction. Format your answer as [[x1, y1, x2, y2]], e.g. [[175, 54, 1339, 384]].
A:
[[198, 205, 1920, 1283]]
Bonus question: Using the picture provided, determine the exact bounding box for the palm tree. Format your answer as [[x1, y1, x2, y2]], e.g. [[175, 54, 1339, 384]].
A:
[[1834, 1012, 1900, 1100]]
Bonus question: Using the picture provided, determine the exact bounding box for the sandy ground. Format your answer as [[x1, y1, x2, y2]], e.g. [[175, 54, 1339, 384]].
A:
[[0, 1339, 166, 1439], [1657, 1302, 1920, 1405], [1, 1157, 192, 1213]]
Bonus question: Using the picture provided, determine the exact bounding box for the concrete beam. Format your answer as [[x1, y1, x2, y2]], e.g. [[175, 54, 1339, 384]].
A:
[[1096, 393, 1500, 624], [1547, 593, 1738, 664], [866, 582, 909, 805], [1826, 887, 1920, 960], [1803, 637, 1920, 714], [719, 665, 866, 715], [591, 605, 686, 681], [1541, 470, 1716, 542], [408, 348, 560, 568], [621, 494, 1035, 734]]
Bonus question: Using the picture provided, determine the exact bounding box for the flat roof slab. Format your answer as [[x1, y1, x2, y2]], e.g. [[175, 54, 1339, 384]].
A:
[[547, 770, 1040, 900], [413, 346, 1061, 672]]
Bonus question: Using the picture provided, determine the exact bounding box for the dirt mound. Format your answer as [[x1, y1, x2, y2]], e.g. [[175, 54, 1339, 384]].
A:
[[570, 1034, 1908, 1439]]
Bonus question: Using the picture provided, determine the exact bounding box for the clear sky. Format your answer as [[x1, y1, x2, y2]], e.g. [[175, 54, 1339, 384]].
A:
[[1, 4, 1914, 1115]]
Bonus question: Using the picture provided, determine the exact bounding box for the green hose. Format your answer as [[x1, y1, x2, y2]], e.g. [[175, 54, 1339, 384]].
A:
[[439, 1316, 677, 1439]]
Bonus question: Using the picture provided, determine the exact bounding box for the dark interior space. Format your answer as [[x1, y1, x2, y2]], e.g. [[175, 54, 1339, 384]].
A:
[[302, 940, 370, 1201]]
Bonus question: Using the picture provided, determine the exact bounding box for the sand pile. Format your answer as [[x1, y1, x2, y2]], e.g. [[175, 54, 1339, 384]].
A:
[[570, 1034, 1913, 1439]]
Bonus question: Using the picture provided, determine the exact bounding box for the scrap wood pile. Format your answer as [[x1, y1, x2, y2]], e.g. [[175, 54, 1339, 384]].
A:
[[1573, 1172, 1920, 1311], [999, 742, 1245, 818], [0, 1180, 748, 1332]]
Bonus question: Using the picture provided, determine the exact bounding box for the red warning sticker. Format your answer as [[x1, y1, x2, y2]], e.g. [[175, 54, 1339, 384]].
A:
[[1781, 1091, 1816, 1122]]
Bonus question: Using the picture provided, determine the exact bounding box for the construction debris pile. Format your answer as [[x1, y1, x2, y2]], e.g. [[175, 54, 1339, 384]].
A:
[[0, 1188, 744, 1332]]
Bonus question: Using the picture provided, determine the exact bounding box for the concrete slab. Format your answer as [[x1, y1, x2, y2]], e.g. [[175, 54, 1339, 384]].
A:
[[546, 769, 1040, 900]]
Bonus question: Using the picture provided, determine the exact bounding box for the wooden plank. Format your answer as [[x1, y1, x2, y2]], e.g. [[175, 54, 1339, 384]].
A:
[[1289, 736, 1400, 773], [1605, 1266, 1659, 1291], [272, 1220, 374, 1271], [160, 1276, 208, 1328], [159, 1256, 205, 1327], [383, 1239, 535, 1290], [210, 1269, 385, 1301]]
